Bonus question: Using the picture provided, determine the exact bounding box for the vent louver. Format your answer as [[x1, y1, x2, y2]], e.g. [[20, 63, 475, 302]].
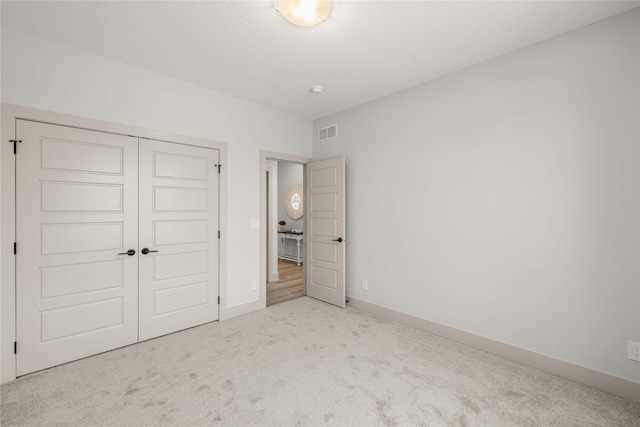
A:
[[318, 124, 338, 142]]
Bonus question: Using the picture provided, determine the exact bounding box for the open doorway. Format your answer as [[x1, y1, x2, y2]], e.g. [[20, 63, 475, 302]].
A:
[[266, 161, 304, 306], [260, 151, 311, 308]]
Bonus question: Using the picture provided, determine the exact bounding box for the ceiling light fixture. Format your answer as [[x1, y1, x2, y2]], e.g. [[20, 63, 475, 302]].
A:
[[275, 0, 333, 27], [310, 86, 323, 94]]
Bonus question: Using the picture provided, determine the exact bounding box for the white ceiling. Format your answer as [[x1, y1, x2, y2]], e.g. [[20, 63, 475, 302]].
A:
[[2, 1, 638, 120]]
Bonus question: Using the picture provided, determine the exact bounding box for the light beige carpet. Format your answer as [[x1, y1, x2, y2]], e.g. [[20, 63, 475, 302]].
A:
[[1, 297, 639, 426]]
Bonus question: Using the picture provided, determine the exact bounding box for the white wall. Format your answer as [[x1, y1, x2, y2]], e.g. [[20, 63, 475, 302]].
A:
[[313, 10, 640, 383], [1, 28, 313, 309], [277, 162, 304, 256]]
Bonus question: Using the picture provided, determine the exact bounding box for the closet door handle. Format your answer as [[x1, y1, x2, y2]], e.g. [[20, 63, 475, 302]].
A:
[[141, 248, 158, 255], [332, 237, 343, 243], [118, 249, 136, 256]]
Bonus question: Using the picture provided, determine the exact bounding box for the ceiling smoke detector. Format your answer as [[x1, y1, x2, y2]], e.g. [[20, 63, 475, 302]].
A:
[[310, 86, 323, 94]]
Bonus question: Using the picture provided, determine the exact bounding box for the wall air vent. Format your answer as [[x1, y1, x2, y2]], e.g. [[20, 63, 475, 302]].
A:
[[317, 124, 338, 142]]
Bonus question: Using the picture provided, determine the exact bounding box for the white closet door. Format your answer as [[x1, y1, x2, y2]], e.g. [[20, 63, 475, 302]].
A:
[[16, 120, 139, 376], [138, 139, 219, 341]]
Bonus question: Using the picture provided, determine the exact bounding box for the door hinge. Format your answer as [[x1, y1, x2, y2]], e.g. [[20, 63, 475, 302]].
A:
[[14, 341, 17, 354], [218, 296, 220, 305], [10, 139, 22, 155], [214, 164, 222, 174], [13, 242, 16, 255], [218, 230, 221, 239]]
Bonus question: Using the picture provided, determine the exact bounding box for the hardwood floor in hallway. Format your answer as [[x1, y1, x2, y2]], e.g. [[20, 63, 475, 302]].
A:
[[267, 259, 303, 306]]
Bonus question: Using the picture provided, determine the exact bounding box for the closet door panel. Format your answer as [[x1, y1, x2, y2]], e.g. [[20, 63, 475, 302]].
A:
[[16, 120, 138, 376], [138, 139, 219, 341]]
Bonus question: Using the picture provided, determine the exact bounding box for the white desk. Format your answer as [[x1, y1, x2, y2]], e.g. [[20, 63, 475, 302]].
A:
[[278, 232, 303, 266]]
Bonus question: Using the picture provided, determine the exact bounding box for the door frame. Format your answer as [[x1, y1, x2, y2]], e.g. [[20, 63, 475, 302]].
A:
[[259, 151, 312, 309], [0, 103, 228, 384], [266, 166, 277, 282]]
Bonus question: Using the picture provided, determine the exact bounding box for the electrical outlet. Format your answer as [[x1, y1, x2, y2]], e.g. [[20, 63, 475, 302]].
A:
[[251, 280, 257, 290], [629, 341, 640, 362], [361, 279, 368, 291]]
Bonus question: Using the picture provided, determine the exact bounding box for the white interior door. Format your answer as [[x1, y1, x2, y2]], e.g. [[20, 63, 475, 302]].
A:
[[138, 139, 219, 341], [305, 158, 345, 307], [16, 120, 139, 375]]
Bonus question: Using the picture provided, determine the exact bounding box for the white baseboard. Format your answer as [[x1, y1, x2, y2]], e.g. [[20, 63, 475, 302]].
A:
[[347, 297, 640, 404], [220, 299, 264, 321]]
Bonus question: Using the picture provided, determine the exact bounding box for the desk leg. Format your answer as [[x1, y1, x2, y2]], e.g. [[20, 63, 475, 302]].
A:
[[296, 239, 301, 266]]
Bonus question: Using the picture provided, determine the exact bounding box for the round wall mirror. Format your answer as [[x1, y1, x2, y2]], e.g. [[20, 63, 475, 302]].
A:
[[285, 184, 303, 219]]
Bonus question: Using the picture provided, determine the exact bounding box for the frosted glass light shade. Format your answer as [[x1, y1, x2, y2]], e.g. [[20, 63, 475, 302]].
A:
[[275, 0, 333, 27]]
